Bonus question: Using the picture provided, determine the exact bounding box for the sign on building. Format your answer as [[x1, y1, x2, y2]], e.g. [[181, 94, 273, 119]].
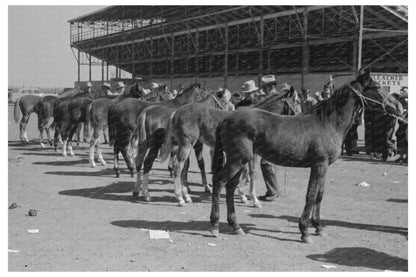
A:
[[370, 72, 408, 93]]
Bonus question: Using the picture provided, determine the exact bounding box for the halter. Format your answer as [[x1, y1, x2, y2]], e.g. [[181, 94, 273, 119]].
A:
[[349, 85, 403, 120], [210, 94, 226, 110]]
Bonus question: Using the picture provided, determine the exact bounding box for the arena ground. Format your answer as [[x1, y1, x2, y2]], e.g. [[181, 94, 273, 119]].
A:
[[8, 104, 408, 271]]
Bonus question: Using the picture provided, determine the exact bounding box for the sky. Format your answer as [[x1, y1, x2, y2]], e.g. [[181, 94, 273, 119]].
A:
[[9, 5, 108, 88]]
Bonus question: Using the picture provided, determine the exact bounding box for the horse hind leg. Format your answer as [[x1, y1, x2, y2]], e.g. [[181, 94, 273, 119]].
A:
[[299, 162, 328, 244], [237, 164, 249, 204], [311, 180, 327, 237], [193, 141, 210, 193], [133, 139, 149, 198], [141, 145, 161, 202], [20, 114, 31, 142], [172, 145, 192, 206], [121, 145, 135, 178], [113, 146, 121, 178], [180, 157, 192, 202], [226, 164, 246, 235], [248, 159, 262, 208]]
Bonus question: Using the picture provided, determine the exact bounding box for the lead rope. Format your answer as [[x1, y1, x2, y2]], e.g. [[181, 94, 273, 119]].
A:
[[349, 86, 404, 121]]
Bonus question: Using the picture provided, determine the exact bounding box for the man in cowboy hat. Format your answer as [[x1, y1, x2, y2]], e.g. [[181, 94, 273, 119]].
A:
[[235, 80, 260, 108], [234, 79, 281, 202], [260, 74, 279, 96], [115, 81, 126, 95], [102, 82, 117, 96], [216, 88, 235, 110]]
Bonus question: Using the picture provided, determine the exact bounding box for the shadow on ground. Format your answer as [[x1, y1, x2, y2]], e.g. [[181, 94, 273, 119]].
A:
[[307, 247, 408, 271], [273, 215, 407, 237]]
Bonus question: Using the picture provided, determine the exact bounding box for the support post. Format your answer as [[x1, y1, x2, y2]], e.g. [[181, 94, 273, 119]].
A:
[[224, 23, 229, 89], [88, 54, 92, 82], [77, 49, 80, 83], [357, 5, 364, 70], [258, 16, 264, 85], [301, 7, 309, 91], [132, 42, 135, 78]]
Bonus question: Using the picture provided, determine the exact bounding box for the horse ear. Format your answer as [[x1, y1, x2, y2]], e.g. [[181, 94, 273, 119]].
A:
[[290, 86, 295, 94], [357, 67, 370, 80]]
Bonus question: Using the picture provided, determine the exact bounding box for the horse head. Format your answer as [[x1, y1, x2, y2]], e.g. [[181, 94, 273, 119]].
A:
[[125, 82, 146, 99], [355, 68, 402, 116]]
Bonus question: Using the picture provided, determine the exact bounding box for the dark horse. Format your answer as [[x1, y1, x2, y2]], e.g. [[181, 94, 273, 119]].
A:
[[131, 94, 222, 203], [209, 69, 401, 243], [108, 83, 210, 178], [87, 85, 145, 167], [36, 95, 59, 147], [160, 89, 300, 206], [52, 88, 107, 155]]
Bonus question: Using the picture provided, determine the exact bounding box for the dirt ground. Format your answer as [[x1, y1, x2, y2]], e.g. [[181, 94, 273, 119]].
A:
[[8, 104, 408, 271]]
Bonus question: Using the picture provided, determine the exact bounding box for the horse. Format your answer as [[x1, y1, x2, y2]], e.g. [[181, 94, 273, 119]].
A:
[[36, 95, 59, 147], [209, 69, 402, 243], [160, 88, 300, 206], [87, 84, 144, 167], [13, 94, 43, 143], [108, 82, 210, 178], [131, 94, 222, 202], [52, 88, 106, 155]]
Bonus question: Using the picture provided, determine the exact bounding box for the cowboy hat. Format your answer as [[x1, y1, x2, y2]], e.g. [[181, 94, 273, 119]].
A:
[[150, 82, 159, 89], [102, 82, 111, 88], [115, 81, 125, 90], [240, 80, 259, 93], [85, 82, 93, 87], [261, 75, 277, 87]]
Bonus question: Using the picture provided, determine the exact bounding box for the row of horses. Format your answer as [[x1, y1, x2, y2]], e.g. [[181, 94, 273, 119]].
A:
[[12, 69, 402, 243]]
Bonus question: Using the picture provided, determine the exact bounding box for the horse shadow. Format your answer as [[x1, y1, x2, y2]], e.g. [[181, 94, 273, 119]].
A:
[[35, 159, 91, 166], [45, 168, 125, 177], [386, 198, 407, 203], [111, 219, 259, 238], [276, 215, 408, 236], [59, 181, 138, 203], [307, 247, 408, 271]]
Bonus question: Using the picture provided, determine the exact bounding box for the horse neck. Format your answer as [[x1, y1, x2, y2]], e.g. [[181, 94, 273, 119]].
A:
[[174, 87, 197, 106], [255, 94, 288, 114], [319, 85, 362, 135]]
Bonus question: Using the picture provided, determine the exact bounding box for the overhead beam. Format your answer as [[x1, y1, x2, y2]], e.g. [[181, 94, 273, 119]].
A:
[[82, 6, 327, 52], [380, 6, 408, 23]]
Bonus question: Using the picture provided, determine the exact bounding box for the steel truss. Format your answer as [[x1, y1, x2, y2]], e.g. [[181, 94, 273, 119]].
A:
[[69, 5, 407, 87]]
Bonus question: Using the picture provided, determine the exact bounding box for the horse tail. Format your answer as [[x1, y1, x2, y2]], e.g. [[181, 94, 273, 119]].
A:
[[131, 108, 147, 150], [212, 122, 225, 174], [86, 102, 93, 138], [108, 108, 116, 147], [160, 111, 176, 163], [13, 97, 21, 123]]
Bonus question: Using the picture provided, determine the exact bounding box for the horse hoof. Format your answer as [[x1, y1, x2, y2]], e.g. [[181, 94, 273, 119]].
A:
[[253, 201, 262, 208], [316, 230, 327, 237], [91, 163, 97, 168], [70, 153, 75, 157], [100, 161, 106, 166], [301, 236, 313, 244], [132, 191, 139, 197], [204, 185, 212, 193], [233, 228, 245, 236], [40, 143, 45, 148], [241, 195, 249, 204], [62, 153, 67, 157], [178, 200, 187, 207], [185, 196, 193, 203], [144, 196, 152, 202], [209, 228, 219, 238]]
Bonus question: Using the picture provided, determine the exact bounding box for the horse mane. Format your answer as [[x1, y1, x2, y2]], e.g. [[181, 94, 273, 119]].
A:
[[301, 81, 362, 118], [253, 90, 290, 108]]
